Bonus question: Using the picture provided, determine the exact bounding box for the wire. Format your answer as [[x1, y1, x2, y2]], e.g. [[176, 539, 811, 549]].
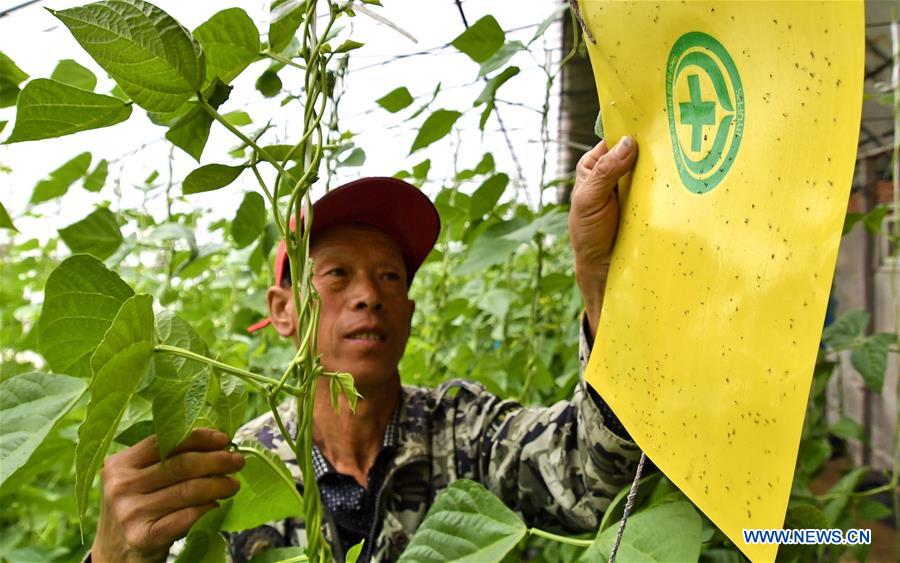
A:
[[0, 0, 42, 18]]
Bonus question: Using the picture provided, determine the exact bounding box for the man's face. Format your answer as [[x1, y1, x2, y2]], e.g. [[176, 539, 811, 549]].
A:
[[305, 224, 415, 386]]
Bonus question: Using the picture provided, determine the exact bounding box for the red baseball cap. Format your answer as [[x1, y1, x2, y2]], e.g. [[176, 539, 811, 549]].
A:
[[247, 176, 440, 333]]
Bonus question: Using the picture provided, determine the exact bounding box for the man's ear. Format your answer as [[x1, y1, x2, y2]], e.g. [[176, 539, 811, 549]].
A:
[[267, 286, 298, 338]]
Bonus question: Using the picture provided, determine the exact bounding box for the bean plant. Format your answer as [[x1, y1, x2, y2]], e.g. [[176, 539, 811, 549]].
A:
[[0, 1, 896, 562], [3, 0, 369, 561]]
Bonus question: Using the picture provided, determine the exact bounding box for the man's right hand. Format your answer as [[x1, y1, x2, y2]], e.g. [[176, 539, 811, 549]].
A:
[[91, 428, 245, 563]]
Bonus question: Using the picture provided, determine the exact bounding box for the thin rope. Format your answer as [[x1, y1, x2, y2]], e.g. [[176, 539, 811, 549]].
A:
[[608, 452, 647, 563]]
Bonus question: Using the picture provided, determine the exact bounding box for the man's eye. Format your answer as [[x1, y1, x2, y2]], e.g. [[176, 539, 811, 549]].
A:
[[326, 268, 346, 277], [382, 272, 401, 281]]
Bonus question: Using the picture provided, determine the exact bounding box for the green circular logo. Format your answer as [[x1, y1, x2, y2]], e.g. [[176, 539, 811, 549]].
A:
[[666, 32, 744, 194]]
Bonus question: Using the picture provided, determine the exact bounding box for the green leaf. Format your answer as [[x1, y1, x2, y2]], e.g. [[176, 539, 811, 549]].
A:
[[0, 52, 28, 108], [0, 372, 86, 487], [255, 69, 282, 97], [268, 0, 305, 53], [457, 220, 524, 275], [856, 499, 891, 521], [779, 504, 830, 562], [39, 255, 135, 378], [475, 66, 519, 107], [823, 467, 867, 526], [206, 374, 247, 438], [829, 416, 864, 441], [0, 53, 28, 84], [475, 153, 495, 174], [478, 41, 525, 77], [31, 151, 92, 203], [147, 97, 193, 127], [699, 548, 746, 563], [329, 372, 361, 414], [412, 159, 431, 180], [115, 420, 155, 447], [376, 86, 413, 113], [166, 81, 231, 161], [259, 144, 304, 164], [83, 158, 108, 192], [530, 4, 568, 45], [231, 192, 266, 249], [398, 479, 526, 563], [149, 224, 200, 267], [821, 309, 869, 349], [334, 39, 364, 53], [862, 204, 890, 234], [166, 108, 213, 162], [194, 8, 260, 85], [338, 147, 365, 167], [221, 442, 304, 532], [222, 110, 252, 126], [409, 109, 461, 154], [504, 209, 568, 242], [151, 312, 211, 458], [477, 289, 516, 320], [0, 202, 17, 232], [796, 437, 831, 477], [784, 504, 829, 529], [175, 500, 229, 563], [451, 16, 505, 63], [598, 472, 662, 532], [579, 502, 702, 562], [470, 173, 509, 219], [6, 79, 132, 143], [183, 164, 246, 195], [50, 59, 97, 91], [248, 547, 306, 563], [345, 541, 364, 563], [850, 333, 895, 393], [407, 82, 441, 120], [594, 110, 604, 139], [842, 212, 864, 235], [58, 207, 123, 260], [76, 294, 155, 518], [50, 0, 204, 112], [474, 66, 519, 129]]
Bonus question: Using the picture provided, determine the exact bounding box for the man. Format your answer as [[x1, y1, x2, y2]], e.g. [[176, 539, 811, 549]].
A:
[[90, 137, 640, 562]]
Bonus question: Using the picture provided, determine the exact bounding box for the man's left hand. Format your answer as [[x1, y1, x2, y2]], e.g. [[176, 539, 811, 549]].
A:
[[569, 137, 638, 338]]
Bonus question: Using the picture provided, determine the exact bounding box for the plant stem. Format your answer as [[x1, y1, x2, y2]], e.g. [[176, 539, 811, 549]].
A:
[[198, 98, 288, 178], [261, 49, 307, 70], [528, 527, 594, 547], [816, 479, 899, 500], [250, 163, 284, 235], [267, 393, 298, 454], [154, 345, 304, 396]]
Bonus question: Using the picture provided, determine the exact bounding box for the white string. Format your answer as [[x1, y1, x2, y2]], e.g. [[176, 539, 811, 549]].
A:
[[608, 452, 647, 563]]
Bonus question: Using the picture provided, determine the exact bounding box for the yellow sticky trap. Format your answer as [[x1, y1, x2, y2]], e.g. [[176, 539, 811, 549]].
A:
[[579, 2, 863, 561]]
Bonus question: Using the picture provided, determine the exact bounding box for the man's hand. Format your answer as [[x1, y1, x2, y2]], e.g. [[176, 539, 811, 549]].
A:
[[569, 137, 638, 338], [92, 428, 244, 563]]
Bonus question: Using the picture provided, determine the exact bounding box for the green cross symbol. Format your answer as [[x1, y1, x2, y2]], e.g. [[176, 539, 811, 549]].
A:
[[678, 74, 716, 153]]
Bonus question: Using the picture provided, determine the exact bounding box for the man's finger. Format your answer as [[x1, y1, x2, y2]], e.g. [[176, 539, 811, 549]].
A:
[[586, 136, 638, 197], [138, 450, 245, 493], [118, 433, 162, 468], [170, 428, 231, 456], [145, 502, 220, 549], [143, 475, 240, 517], [126, 428, 230, 470], [578, 140, 610, 172]]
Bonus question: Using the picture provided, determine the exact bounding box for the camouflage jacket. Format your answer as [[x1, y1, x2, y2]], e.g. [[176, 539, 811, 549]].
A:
[[227, 322, 642, 562]]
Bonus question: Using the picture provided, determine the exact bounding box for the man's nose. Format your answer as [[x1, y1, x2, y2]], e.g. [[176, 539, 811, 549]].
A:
[[352, 276, 383, 311]]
